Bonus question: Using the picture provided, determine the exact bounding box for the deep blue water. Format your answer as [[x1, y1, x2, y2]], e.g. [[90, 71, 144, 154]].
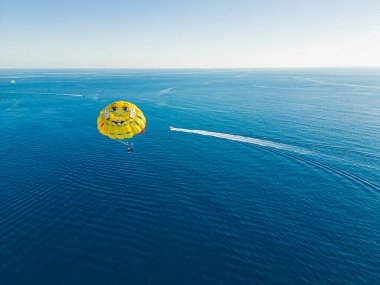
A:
[[0, 69, 379, 285]]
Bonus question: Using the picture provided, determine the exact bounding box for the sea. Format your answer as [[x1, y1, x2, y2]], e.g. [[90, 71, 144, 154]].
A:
[[0, 69, 379, 285]]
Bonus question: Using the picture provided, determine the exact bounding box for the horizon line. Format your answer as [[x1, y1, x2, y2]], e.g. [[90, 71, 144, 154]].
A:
[[1, 66, 380, 70]]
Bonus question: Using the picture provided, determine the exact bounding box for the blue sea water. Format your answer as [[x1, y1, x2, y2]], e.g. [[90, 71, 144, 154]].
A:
[[0, 69, 379, 285]]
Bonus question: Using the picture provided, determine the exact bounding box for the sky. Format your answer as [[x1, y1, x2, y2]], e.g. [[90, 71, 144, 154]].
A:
[[0, 0, 380, 68]]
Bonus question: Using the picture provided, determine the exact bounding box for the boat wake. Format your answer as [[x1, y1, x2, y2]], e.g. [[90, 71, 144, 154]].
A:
[[159, 87, 174, 94], [169, 126, 310, 154], [294, 77, 380, 89], [2, 91, 84, 97]]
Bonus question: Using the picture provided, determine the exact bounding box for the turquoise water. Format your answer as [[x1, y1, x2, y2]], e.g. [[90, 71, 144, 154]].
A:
[[0, 69, 379, 284]]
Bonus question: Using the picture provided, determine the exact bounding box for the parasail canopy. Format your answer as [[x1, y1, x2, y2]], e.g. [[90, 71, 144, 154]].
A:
[[97, 101, 146, 140]]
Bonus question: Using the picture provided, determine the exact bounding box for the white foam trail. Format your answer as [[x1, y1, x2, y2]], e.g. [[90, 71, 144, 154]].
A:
[[254, 84, 312, 90], [295, 77, 380, 89], [169, 127, 310, 154], [48, 92, 84, 97], [2, 91, 84, 97], [159, 87, 174, 94]]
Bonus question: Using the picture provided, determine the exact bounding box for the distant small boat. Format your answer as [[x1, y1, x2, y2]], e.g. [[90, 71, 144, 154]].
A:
[[10, 80, 15, 84]]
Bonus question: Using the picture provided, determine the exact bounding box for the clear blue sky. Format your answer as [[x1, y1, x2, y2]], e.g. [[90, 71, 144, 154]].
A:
[[1, 0, 379, 68]]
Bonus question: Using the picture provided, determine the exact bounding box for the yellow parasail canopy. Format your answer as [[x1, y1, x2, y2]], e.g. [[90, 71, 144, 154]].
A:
[[97, 101, 146, 140]]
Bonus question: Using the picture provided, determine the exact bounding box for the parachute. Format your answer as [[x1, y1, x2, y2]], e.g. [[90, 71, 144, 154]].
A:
[[97, 101, 146, 142]]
